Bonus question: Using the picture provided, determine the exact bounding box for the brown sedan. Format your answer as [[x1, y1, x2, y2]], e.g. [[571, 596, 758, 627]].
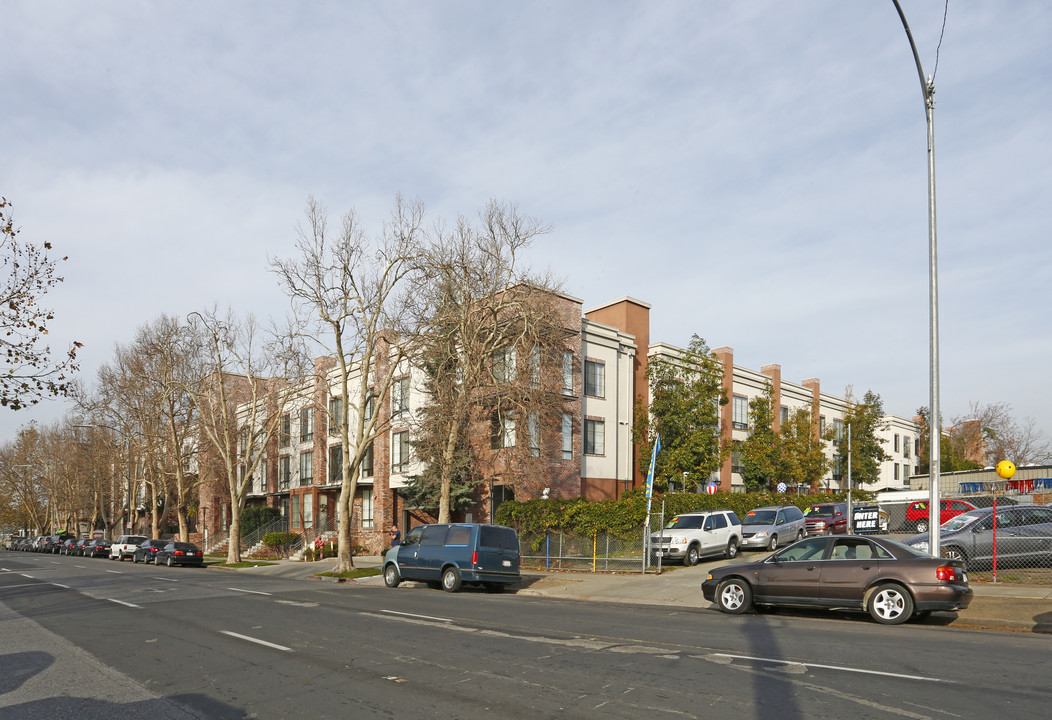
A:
[[702, 535, 972, 625]]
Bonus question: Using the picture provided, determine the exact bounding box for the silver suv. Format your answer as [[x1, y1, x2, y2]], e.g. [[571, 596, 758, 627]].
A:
[[109, 534, 147, 561], [650, 510, 742, 566]]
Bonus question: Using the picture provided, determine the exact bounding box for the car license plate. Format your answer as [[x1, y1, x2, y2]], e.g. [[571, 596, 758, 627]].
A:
[[961, 572, 968, 583], [502, 560, 512, 567]]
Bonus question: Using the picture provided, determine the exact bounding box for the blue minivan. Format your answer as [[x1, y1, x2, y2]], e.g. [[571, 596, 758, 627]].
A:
[[382, 523, 520, 592]]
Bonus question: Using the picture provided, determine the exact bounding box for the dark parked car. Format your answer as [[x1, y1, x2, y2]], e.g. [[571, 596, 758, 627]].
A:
[[702, 535, 972, 625], [84, 539, 113, 558], [59, 538, 79, 555], [154, 541, 204, 567], [132, 539, 169, 564], [44, 534, 76, 554], [382, 523, 520, 593], [73, 537, 96, 556], [905, 504, 1052, 570], [804, 502, 850, 535]]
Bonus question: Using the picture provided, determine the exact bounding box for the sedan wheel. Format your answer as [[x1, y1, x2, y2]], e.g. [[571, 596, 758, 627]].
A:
[[914, 520, 929, 534], [715, 578, 752, 614], [868, 583, 914, 625], [167, 556, 175, 567], [383, 564, 401, 588]]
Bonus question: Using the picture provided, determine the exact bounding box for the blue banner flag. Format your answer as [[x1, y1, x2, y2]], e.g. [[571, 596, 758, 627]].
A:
[[645, 434, 661, 517]]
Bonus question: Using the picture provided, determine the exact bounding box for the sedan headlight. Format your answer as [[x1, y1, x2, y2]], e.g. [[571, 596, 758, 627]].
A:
[[752, 531, 769, 539]]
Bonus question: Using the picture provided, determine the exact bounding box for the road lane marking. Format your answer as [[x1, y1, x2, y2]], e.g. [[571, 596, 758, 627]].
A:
[[220, 630, 293, 652], [106, 570, 123, 575], [153, 577, 178, 582], [20, 574, 34, 578], [706, 653, 949, 683], [379, 609, 452, 623], [108, 598, 141, 608], [228, 587, 271, 596], [0, 583, 41, 590], [51, 583, 69, 588]]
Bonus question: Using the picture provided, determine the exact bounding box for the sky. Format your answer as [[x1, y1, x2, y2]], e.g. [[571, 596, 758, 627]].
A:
[[3, 1, 1051, 446]]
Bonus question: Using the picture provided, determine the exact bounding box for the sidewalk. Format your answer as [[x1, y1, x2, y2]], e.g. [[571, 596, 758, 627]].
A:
[[234, 555, 1052, 633]]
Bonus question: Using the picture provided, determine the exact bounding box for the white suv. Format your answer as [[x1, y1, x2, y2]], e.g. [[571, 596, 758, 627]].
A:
[[650, 510, 742, 566], [109, 535, 147, 561]]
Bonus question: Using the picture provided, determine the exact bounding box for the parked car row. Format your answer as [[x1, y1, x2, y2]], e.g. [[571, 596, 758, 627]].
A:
[[5, 535, 203, 567]]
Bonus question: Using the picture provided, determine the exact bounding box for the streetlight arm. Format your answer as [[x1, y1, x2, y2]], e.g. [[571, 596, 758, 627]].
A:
[[891, 0, 934, 104]]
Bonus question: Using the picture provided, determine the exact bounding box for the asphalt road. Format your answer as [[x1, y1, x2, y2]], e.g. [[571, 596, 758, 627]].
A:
[[2, 553, 1050, 719]]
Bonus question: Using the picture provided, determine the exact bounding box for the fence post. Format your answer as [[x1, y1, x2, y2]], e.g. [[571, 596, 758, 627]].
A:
[[592, 532, 597, 573]]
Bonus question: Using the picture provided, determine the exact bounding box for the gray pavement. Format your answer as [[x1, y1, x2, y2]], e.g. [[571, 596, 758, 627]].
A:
[[240, 554, 1052, 633]]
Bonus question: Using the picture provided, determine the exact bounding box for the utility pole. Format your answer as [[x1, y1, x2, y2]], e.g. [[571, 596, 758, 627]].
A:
[[892, 0, 942, 556]]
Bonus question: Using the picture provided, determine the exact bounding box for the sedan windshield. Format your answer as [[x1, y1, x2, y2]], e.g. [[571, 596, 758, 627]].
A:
[[743, 510, 776, 525]]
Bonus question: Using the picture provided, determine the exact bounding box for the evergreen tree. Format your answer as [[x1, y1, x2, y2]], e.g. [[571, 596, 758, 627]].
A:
[[634, 335, 727, 491]]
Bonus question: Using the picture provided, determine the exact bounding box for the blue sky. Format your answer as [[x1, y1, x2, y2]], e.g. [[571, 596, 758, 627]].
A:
[[3, 1, 1051, 446]]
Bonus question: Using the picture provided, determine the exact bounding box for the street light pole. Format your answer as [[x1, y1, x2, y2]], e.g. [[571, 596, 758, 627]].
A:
[[892, 0, 942, 556]]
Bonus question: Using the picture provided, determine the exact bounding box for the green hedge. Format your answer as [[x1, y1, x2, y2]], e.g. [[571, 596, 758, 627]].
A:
[[495, 489, 868, 539]]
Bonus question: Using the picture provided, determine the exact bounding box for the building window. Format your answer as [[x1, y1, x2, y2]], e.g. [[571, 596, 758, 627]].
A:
[[894, 464, 900, 481], [361, 441, 374, 477], [329, 396, 343, 436], [833, 418, 844, 445], [902, 463, 909, 483], [329, 445, 342, 484], [392, 377, 409, 417], [530, 346, 541, 388], [732, 395, 748, 430], [303, 493, 314, 529], [562, 351, 574, 395], [299, 407, 313, 442], [584, 418, 605, 455], [562, 413, 573, 460], [279, 414, 291, 447], [492, 346, 516, 384], [299, 452, 313, 486], [256, 462, 266, 494], [903, 437, 911, 458], [894, 434, 900, 453], [360, 488, 373, 529], [392, 431, 410, 473], [820, 415, 826, 434], [491, 410, 516, 449], [780, 406, 789, 424], [528, 412, 540, 457], [291, 494, 300, 526], [279, 456, 291, 490], [364, 391, 375, 422], [584, 360, 605, 398], [731, 446, 743, 475]]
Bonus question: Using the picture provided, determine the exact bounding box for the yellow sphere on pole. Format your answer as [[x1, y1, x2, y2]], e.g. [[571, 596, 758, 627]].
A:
[[996, 460, 1016, 480]]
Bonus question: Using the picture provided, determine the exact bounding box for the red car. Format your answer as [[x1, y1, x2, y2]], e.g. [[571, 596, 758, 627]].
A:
[[906, 499, 977, 533]]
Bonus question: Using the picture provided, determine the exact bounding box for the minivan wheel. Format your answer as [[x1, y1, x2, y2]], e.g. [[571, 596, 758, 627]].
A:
[[715, 578, 752, 614], [914, 519, 929, 534], [383, 564, 401, 588], [767, 535, 778, 551], [684, 545, 700, 566], [725, 538, 739, 560], [868, 583, 913, 625], [441, 566, 463, 593]]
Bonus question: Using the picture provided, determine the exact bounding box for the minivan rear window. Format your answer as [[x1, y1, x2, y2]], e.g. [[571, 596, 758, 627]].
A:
[[479, 526, 518, 551]]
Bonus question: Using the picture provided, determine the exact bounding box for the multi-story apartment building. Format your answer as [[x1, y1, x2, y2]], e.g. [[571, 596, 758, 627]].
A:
[[196, 292, 918, 549]]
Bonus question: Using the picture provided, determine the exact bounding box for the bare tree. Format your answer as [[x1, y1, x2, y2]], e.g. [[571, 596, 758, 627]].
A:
[[0, 425, 49, 533], [410, 200, 567, 522], [270, 195, 425, 572], [953, 401, 1052, 467], [0, 197, 81, 409], [188, 308, 307, 564]]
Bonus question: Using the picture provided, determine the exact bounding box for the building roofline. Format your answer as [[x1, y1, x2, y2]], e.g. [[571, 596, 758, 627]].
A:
[[584, 295, 652, 314]]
